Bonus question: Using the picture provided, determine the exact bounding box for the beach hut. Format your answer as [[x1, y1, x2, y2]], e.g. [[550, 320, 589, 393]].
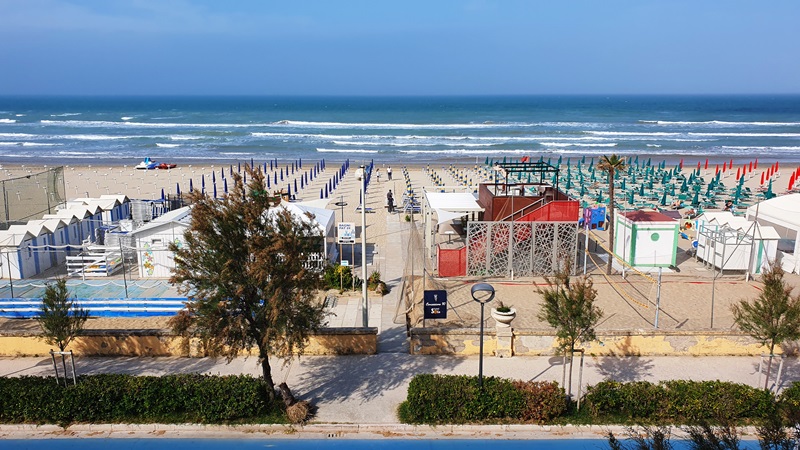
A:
[[275, 200, 337, 265], [746, 194, 800, 273], [695, 211, 780, 274], [129, 206, 192, 278], [613, 210, 679, 269], [0, 219, 64, 279]]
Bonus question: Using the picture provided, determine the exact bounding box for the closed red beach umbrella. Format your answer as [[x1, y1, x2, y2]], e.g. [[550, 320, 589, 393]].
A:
[[705, 159, 709, 170], [680, 158, 683, 169], [776, 161, 780, 171], [749, 161, 753, 172], [755, 158, 758, 169], [697, 161, 701, 170], [736, 168, 741, 180], [743, 164, 747, 175], [730, 159, 733, 168], [760, 172, 765, 185], [789, 174, 796, 190]]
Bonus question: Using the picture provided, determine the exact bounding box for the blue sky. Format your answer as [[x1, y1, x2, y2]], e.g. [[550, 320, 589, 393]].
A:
[[1, 0, 799, 95]]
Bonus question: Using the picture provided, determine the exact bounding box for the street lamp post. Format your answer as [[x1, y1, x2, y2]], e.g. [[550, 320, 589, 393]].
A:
[[358, 165, 368, 328], [471, 283, 495, 388]]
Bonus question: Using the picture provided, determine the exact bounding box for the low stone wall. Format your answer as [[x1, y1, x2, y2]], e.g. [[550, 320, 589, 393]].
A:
[[0, 327, 378, 357], [410, 327, 797, 356]]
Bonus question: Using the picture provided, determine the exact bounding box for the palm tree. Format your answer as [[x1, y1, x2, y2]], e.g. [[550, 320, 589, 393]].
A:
[[597, 154, 627, 275]]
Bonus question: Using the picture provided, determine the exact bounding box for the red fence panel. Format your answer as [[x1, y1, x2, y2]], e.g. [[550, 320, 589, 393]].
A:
[[517, 200, 580, 222], [438, 245, 467, 277]]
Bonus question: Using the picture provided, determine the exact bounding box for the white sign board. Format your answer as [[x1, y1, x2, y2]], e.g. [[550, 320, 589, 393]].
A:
[[338, 222, 356, 244]]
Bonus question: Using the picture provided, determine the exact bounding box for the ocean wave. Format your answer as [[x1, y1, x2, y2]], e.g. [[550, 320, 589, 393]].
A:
[[0, 133, 35, 138], [274, 120, 526, 130], [0, 142, 62, 147], [539, 142, 618, 148], [316, 148, 379, 154], [399, 149, 532, 155], [589, 131, 682, 136], [59, 151, 111, 156], [50, 113, 81, 117], [41, 120, 258, 128], [121, 117, 133, 121], [688, 132, 800, 137], [156, 143, 180, 148], [721, 146, 800, 151], [219, 152, 256, 156], [0, 119, 16, 124], [169, 135, 204, 140], [331, 140, 495, 147], [647, 144, 662, 147], [641, 120, 800, 126]]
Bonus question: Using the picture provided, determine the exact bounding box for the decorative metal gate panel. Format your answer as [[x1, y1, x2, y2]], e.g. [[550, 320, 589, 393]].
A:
[[466, 221, 577, 277]]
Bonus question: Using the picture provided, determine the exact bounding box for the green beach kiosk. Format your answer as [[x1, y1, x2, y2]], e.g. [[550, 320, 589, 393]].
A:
[[613, 210, 679, 269]]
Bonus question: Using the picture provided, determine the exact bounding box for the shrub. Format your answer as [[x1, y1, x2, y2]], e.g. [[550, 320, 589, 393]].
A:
[[778, 381, 800, 424], [511, 380, 566, 423], [323, 264, 354, 291], [0, 374, 284, 425], [661, 380, 776, 423], [398, 374, 565, 424], [584, 380, 664, 421], [584, 379, 776, 424]]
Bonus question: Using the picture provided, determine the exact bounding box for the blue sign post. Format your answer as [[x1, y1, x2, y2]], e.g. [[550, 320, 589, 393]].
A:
[[423, 290, 447, 319]]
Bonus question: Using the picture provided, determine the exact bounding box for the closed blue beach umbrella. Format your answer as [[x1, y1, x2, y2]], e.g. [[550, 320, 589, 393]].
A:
[[264, 162, 267, 173], [161, 188, 165, 201], [189, 178, 194, 192], [176, 183, 181, 196], [274, 172, 278, 185], [238, 162, 241, 173], [202, 174, 206, 190], [224, 178, 228, 194], [266, 176, 270, 188], [320, 188, 323, 199], [294, 178, 298, 193], [251, 158, 254, 169], [212, 172, 215, 183], [213, 183, 217, 199]]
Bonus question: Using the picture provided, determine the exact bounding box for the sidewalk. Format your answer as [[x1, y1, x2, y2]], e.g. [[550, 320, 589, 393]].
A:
[[1, 354, 796, 425]]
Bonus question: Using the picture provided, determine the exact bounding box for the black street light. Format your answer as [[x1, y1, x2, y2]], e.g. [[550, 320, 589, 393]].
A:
[[471, 282, 495, 388]]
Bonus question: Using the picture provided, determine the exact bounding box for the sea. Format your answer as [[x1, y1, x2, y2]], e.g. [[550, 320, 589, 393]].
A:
[[0, 95, 799, 167]]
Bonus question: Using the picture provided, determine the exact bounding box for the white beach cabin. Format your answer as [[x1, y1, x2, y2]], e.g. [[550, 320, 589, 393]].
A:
[[129, 206, 192, 278], [613, 210, 679, 269], [746, 193, 800, 274], [695, 211, 780, 274]]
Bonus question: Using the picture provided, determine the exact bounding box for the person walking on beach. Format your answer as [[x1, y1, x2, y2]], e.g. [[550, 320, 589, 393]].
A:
[[387, 190, 394, 213], [387, 166, 393, 181]]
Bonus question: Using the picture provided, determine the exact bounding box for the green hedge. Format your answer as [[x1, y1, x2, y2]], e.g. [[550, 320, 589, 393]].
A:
[[779, 381, 800, 423], [397, 374, 565, 424], [584, 380, 776, 424], [0, 374, 285, 426]]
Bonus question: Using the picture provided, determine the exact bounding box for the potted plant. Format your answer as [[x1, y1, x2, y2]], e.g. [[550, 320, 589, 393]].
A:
[[490, 301, 516, 327]]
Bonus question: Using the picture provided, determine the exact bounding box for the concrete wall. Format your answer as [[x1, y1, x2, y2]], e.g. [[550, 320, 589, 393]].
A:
[[0, 327, 378, 357], [410, 328, 798, 357]]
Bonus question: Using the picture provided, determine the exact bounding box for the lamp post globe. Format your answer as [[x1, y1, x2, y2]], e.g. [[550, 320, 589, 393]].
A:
[[471, 283, 495, 388]]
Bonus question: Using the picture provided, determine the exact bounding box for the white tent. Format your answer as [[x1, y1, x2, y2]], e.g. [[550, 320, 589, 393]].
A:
[[746, 194, 800, 273], [276, 201, 337, 263], [423, 191, 484, 260]]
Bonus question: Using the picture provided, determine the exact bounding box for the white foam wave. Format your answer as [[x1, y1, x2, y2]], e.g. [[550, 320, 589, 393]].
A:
[[316, 148, 379, 154], [0, 133, 35, 138], [589, 131, 682, 137], [0, 142, 62, 147], [50, 113, 81, 117], [0, 119, 16, 124], [156, 143, 180, 148], [399, 149, 532, 155], [170, 136, 204, 140], [121, 117, 133, 121], [644, 120, 800, 126], [15, 114, 25, 117], [540, 142, 617, 148], [331, 140, 495, 147], [219, 152, 256, 156], [274, 120, 524, 130], [688, 132, 800, 137], [59, 151, 111, 156], [647, 144, 662, 148], [41, 119, 257, 128], [721, 146, 800, 151]]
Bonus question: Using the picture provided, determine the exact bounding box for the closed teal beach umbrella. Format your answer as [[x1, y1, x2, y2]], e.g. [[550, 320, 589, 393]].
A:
[[660, 191, 667, 206]]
